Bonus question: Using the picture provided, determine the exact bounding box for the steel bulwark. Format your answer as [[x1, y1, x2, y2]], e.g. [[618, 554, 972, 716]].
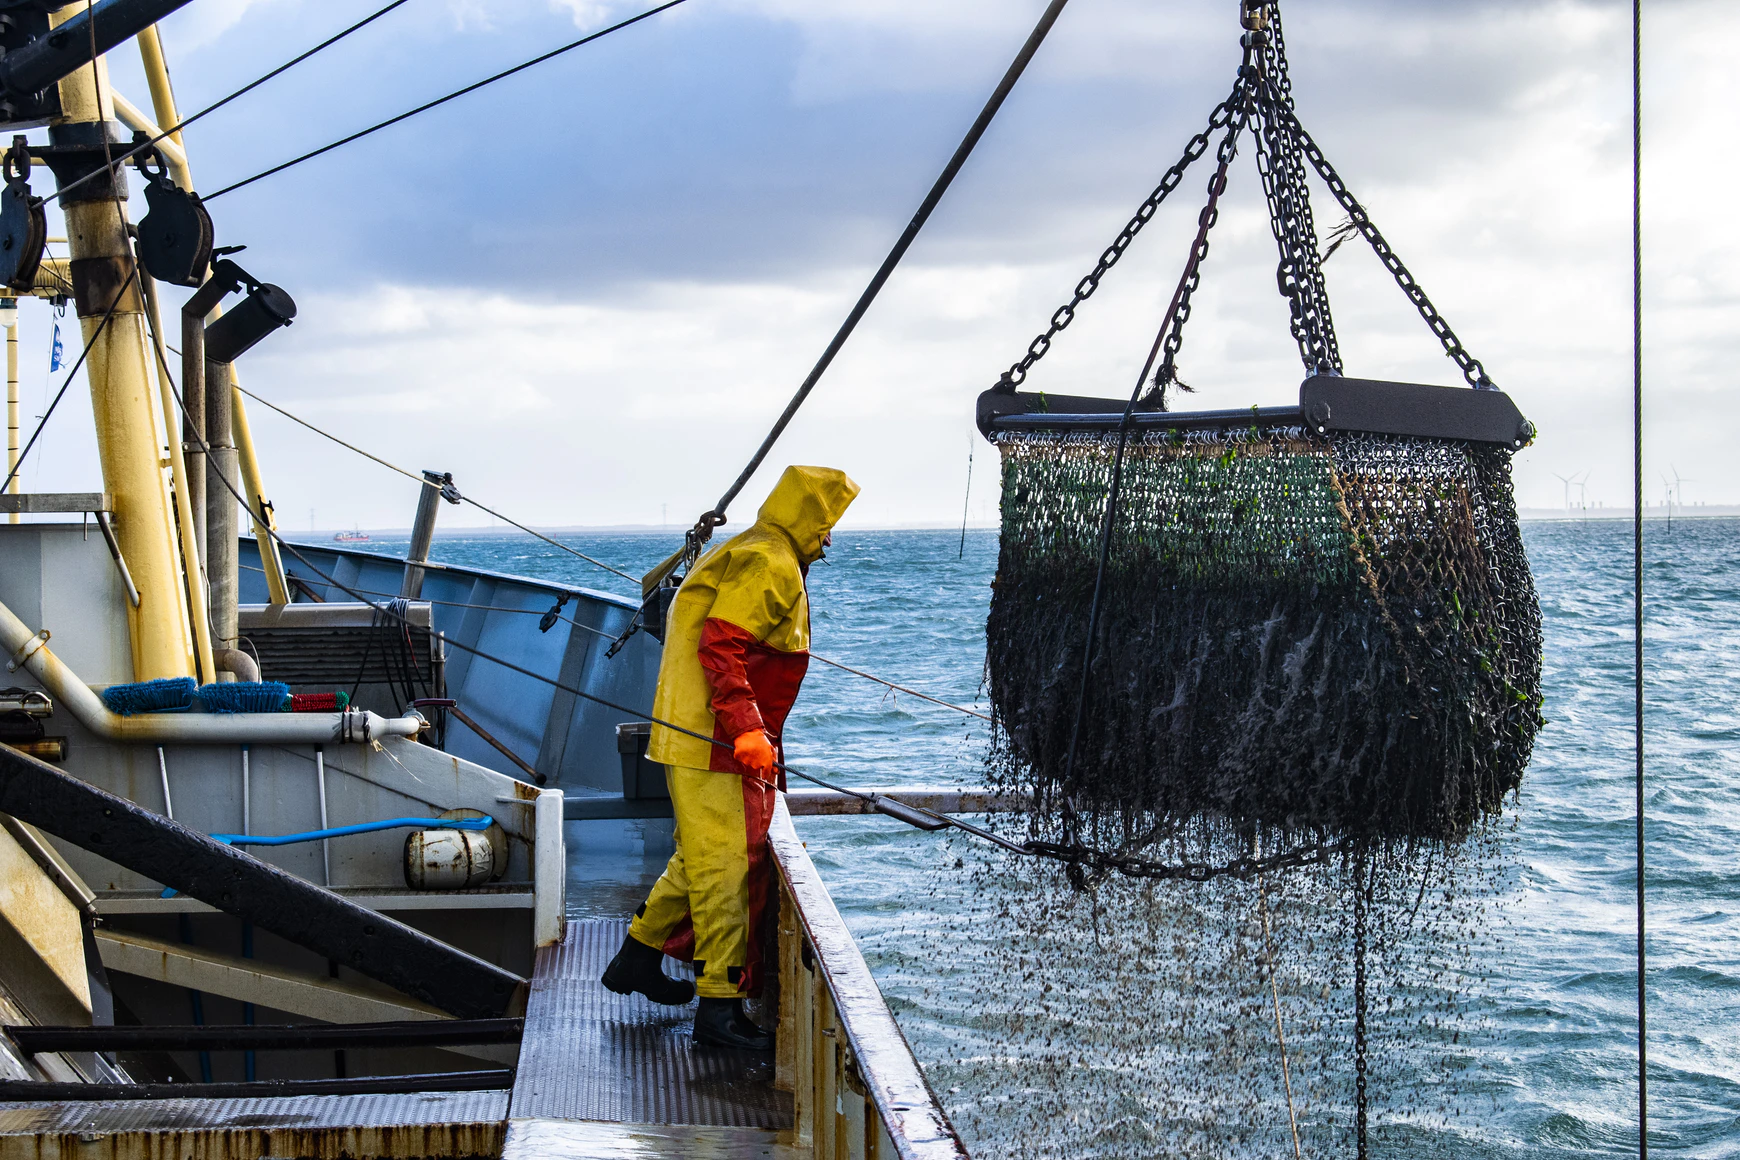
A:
[[0, 744, 526, 1019]]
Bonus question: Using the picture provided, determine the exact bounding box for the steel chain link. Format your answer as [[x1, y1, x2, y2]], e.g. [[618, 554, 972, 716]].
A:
[[1148, 92, 1253, 404], [1254, 7, 1342, 374], [1283, 105, 1495, 388], [997, 80, 1248, 390]]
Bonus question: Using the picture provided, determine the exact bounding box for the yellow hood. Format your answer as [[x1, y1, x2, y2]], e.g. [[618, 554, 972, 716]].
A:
[[754, 465, 860, 564]]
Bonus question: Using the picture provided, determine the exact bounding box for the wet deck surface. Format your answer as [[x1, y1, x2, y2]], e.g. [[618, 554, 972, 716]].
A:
[[0, 919, 795, 1158], [509, 918, 791, 1129]]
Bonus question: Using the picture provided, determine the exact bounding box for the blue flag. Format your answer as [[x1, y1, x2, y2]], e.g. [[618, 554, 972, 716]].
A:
[[48, 321, 62, 372]]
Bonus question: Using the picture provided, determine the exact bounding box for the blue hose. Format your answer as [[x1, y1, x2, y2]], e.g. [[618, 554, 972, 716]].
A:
[[210, 815, 493, 847], [160, 817, 493, 898]]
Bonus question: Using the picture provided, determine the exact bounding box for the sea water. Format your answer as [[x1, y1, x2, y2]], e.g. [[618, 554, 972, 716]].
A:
[[379, 519, 1738, 1157]]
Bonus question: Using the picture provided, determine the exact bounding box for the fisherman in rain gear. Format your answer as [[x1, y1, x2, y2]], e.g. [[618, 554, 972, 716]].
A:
[[602, 465, 861, 1050]]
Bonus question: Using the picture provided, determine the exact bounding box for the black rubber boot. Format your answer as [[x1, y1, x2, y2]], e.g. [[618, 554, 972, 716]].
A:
[[600, 934, 695, 1006], [693, 997, 773, 1051]]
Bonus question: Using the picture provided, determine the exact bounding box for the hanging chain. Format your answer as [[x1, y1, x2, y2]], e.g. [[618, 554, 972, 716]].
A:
[[995, 79, 1249, 391], [1253, 5, 1342, 375], [1144, 81, 1255, 406], [1281, 106, 1495, 389]]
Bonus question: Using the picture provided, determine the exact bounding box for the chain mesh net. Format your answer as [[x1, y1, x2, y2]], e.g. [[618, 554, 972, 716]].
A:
[[986, 422, 1542, 863]]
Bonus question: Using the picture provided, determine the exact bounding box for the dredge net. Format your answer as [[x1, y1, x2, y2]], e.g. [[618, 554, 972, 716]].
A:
[[947, 420, 1539, 1155], [985, 421, 1543, 869]]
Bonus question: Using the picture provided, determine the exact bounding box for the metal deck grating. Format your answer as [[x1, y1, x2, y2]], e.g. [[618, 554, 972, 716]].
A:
[[0, 1090, 509, 1133], [509, 919, 792, 1129]]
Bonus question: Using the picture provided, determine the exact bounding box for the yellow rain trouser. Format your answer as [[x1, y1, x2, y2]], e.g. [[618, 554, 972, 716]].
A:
[[628, 764, 778, 999]]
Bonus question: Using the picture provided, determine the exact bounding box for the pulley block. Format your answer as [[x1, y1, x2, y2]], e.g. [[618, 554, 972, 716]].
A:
[[135, 144, 212, 288], [0, 135, 45, 292]]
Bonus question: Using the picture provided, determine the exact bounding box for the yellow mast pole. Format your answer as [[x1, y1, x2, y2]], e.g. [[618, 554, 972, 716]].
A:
[[137, 23, 291, 607], [6, 311, 16, 523], [49, 5, 194, 680]]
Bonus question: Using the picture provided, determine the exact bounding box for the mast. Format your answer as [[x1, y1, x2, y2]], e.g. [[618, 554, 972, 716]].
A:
[[46, 2, 195, 680], [136, 23, 291, 608]]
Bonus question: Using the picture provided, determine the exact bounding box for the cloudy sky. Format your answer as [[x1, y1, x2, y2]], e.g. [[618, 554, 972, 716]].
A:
[[12, 0, 1734, 528]]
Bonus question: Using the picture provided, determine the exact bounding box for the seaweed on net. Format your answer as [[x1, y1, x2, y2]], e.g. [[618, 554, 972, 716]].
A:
[[985, 422, 1543, 864]]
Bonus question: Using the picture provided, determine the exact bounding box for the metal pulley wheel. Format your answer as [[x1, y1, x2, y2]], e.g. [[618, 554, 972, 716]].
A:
[[0, 135, 45, 292], [135, 143, 212, 288]]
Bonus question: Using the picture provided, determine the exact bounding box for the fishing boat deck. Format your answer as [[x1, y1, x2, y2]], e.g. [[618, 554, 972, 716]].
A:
[[504, 918, 794, 1151]]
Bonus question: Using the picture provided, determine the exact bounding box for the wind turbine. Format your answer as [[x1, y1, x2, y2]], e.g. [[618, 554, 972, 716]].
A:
[[1552, 472, 1576, 512]]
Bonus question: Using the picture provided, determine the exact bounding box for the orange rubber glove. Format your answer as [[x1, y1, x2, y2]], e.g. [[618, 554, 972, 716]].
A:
[[732, 729, 776, 779]]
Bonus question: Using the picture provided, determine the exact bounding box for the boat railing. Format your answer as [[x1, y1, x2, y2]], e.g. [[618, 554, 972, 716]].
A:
[[770, 796, 969, 1159]]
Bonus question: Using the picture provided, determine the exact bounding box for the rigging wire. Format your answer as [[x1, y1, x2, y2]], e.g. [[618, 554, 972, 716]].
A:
[[231, 382, 636, 583], [238, 560, 993, 722], [1632, 0, 1648, 1153], [44, 0, 414, 208], [166, 306, 1314, 875], [0, 277, 132, 493], [691, 0, 1072, 537], [203, 0, 690, 202]]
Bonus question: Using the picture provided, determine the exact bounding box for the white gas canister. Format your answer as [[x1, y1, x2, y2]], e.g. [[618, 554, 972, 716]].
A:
[[404, 827, 494, 890]]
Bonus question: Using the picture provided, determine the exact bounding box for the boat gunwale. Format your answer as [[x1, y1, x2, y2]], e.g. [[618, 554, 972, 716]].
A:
[[242, 536, 643, 613], [770, 796, 969, 1159]]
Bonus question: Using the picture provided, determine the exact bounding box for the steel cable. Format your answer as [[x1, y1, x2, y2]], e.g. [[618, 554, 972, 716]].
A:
[[44, 0, 414, 208], [1632, 0, 1648, 1152], [203, 0, 690, 202], [694, 0, 1072, 538], [230, 382, 636, 582]]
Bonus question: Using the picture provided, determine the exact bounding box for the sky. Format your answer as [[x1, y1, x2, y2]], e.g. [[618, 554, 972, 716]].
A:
[[9, 0, 1735, 529]]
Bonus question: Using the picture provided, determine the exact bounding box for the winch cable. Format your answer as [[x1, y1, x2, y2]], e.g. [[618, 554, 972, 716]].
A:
[[240, 560, 993, 722], [0, 273, 133, 493], [674, 0, 1072, 563], [202, 0, 691, 203], [42, 0, 414, 209], [227, 379, 992, 719], [169, 325, 1312, 876], [230, 382, 636, 583], [147, 324, 1005, 796], [1632, 0, 1648, 1150]]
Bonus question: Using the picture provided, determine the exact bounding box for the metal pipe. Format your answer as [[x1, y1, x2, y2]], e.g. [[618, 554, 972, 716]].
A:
[[445, 703, 542, 785], [0, 590, 421, 743], [228, 368, 291, 605], [50, 14, 196, 679], [5, 318, 16, 524], [156, 745, 171, 818], [180, 299, 206, 561], [315, 745, 329, 886], [401, 471, 450, 599], [240, 744, 249, 836], [133, 29, 291, 606], [213, 647, 258, 682], [138, 272, 214, 682], [107, 91, 186, 171], [0, 0, 196, 103], [93, 510, 140, 607], [205, 354, 237, 664]]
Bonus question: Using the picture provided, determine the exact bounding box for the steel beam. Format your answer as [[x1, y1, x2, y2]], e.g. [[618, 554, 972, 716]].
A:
[[0, 1070, 513, 1102], [0, 746, 525, 1018], [8, 1018, 523, 1054], [0, 0, 196, 102]]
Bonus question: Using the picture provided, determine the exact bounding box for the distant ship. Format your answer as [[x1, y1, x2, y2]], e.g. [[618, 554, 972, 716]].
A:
[[333, 529, 369, 542]]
